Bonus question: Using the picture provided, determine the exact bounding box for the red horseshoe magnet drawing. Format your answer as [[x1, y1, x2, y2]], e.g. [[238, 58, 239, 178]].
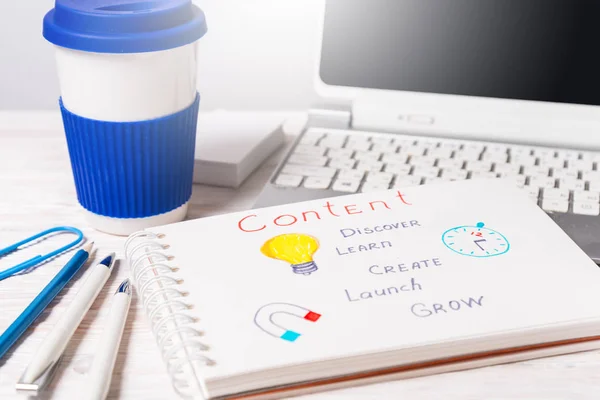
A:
[[254, 303, 321, 342]]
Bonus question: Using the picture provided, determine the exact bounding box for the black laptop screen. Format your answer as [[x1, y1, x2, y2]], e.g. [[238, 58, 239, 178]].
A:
[[320, 0, 600, 106]]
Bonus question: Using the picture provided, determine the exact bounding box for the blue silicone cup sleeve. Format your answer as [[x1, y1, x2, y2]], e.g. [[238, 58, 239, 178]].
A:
[[60, 94, 200, 219]]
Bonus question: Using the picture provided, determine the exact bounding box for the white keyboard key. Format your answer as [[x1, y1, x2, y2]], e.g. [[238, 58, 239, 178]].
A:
[[412, 166, 440, 179], [395, 138, 416, 147], [462, 142, 485, 152], [294, 144, 326, 156], [371, 143, 397, 153], [393, 176, 422, 188], [275, 174, 303, 187], [338, 169, 365, 181], [573, 201, 600, 216], [496, 171, 522, 178], [582, 171, 600, 182], [523, 166, 550, 178], [553, 168, 578, 180], [455, 149, 482, 161], [381, 153, 409, 164], [532, 147, 557, 158], [398, 146, 426, 157], [355, 160, 383, 172], [282, 164, 336, 178], [465, 160, 492, 172], [366, 171, 394, 184], [303, 176, 332, 190], [288, 154, 328, 167], [300, 131, 324, 145], [423, 177, 445, 185], [580, 152, 600, 161], [589, 181, 600, 192], [441, 169, 468, 180], [439, 142, 462, 150], [541, 198, 569, 213], [568, 159, 593, 171], [510, 146, 533, 156], [319, 136, 346, 149], [574, 190, 599, 203], [327, 148, 354, 159], [486, 144, 508, 154], [381, 146, 403, 155], [361, 181, 391, 193], [409, 155, 436, 167], [427, 148, 453, 159], [494, 164, 521, 175], [469, 171, 498, 179], [384, 162, 412, 175], [437, 158, 464, 169], [370, 136, 393, 145], [523, 186, 539, 198], [513, 175, 527, 188], [510, 155, 537, 167], [328, 158, 356, 170], [558, 178, 585, 191], [537, 158, 565, 169], [482, 152, 508, 163], [354, 150, 381, 162], [332, 178, 361, 193], [344, 135, 369, 144], [345, 141, 372, 151], [344, 142, 372, 151], [543, 188, 569, 201], [555, 150, 580, 160], [528, 176, 556, 189]]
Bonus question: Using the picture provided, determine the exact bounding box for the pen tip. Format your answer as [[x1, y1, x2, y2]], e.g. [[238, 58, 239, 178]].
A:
[[82, 241, 94, 253], [100, 253, 116, 269], [116, 279, 132, 295]]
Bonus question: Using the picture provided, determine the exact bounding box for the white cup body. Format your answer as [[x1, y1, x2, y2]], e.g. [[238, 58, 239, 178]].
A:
[[55, 42, 198, 122], [55, 43, 199, 235]]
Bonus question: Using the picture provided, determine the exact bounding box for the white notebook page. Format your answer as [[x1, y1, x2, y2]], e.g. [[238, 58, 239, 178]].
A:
[[147, 180, 600, 388]]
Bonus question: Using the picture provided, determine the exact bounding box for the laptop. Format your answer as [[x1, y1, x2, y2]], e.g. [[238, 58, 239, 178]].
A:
[[255, 0, 600, 263]]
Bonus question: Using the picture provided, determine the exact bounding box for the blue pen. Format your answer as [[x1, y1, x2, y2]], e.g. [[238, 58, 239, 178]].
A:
[[0, 241, 94, 360]]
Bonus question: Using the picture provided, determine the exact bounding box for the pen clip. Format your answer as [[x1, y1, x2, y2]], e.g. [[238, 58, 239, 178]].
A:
[[16, 354, 64, 393]]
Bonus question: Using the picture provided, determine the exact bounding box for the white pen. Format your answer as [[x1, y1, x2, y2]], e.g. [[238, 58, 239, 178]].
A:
[[16, 253, 116, 392], [85, 279, 132, 400]]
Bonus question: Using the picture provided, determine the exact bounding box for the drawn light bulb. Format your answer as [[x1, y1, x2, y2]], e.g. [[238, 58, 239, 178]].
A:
[[261, 233, 320, 275]]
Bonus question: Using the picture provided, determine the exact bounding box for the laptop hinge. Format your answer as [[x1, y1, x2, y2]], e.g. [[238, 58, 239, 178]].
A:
[[307, 101, 352, 129]]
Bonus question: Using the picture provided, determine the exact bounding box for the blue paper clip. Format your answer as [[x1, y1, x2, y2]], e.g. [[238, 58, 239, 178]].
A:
[[0, 226, 84, 281]]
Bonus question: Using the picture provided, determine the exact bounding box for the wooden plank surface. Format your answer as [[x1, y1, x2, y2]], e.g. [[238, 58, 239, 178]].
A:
[[1, 112, 599, 399]]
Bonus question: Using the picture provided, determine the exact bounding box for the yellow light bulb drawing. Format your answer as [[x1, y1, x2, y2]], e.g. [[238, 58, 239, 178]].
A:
[[261, 233, 320, 275]]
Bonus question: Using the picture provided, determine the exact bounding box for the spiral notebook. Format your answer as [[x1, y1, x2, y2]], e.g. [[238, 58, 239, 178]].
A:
[[125, 180, 600, 399]]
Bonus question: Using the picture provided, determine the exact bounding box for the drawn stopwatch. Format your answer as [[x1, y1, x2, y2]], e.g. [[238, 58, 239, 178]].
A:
[[442, 222, 510, 258]]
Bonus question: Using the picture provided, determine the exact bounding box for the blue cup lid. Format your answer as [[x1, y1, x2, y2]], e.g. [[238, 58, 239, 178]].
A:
[[43, 0, 207, 54]]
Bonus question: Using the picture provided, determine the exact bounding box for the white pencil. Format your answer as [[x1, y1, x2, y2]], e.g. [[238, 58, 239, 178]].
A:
[[85, 279, 132, 400], [17, 252, 116, 391]]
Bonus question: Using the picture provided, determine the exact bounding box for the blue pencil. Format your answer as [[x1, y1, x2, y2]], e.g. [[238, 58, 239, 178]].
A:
[[0, 242, 94, 360]]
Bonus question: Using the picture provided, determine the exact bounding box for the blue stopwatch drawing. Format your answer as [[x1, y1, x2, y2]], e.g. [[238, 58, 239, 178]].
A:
[[442, 222, 510, 258]]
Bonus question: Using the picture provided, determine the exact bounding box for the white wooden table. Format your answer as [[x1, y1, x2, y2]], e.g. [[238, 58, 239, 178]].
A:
[[1, 112, 600, 400]]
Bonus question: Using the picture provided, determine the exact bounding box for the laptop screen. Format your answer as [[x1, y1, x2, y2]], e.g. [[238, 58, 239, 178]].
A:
[[320, 0, 600, 107]]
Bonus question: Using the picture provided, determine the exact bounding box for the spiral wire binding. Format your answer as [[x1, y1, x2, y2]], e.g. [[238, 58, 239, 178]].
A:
[[126, 231, 214, 398]]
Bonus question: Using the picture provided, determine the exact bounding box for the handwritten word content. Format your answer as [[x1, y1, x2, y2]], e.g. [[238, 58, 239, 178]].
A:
[[237, 191, 411, 233], [369, 258, 442, 275]]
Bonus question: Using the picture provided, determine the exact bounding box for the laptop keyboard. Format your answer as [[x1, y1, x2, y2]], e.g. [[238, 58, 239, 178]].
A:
[[273, 127, 600, 216]]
